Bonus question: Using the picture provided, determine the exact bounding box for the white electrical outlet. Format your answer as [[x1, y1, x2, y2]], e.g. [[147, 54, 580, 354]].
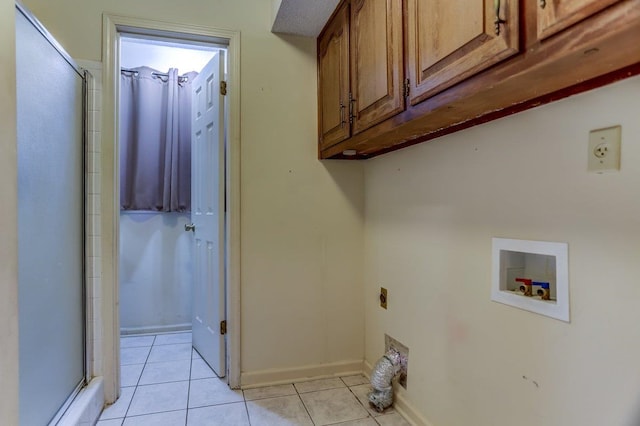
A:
[[588, 125, 621, 173]]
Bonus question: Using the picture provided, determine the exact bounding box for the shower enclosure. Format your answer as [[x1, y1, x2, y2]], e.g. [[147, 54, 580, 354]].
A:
[[16, 4, 86, 425]]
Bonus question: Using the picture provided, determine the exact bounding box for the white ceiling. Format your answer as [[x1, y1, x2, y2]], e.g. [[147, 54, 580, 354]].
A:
[[120, 36, 220, 73], [271, 0, 340, 38]]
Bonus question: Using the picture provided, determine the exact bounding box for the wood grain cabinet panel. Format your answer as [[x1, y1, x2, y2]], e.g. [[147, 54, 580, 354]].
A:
[[350, 0, 405, 135], [318, 3, 350, 151], [537, 0, 622, 40], [316, 0, 639, 159], [406, 0, 520, 105]]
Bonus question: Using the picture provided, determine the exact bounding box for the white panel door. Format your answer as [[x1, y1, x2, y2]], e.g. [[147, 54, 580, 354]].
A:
[[190, 51, 226, 377]]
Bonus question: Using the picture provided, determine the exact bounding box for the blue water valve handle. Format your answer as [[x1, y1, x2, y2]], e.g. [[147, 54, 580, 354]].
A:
[[533, 281, 550, 289]]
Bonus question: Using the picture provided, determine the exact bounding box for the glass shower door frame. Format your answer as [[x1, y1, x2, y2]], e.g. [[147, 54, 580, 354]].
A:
[[16, 3, 88, 425]]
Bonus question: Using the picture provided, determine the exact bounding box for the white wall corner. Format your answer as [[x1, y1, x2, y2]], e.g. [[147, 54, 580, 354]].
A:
[[271, 0, 282, 29]]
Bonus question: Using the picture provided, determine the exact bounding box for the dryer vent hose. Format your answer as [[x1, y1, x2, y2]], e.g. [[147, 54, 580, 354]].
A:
[[367, 347, 403, 412]]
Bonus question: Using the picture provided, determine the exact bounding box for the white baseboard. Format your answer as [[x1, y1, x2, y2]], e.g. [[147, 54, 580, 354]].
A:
[[120, 324, 191, 335], [364, 360, 433, 426], [241, 359, 364, 389]]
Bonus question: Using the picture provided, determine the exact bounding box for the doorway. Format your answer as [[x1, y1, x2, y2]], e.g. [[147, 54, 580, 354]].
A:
[[102, 16, 241, 402], [117, 34, 223, 333], [118, 33, 227, 372]]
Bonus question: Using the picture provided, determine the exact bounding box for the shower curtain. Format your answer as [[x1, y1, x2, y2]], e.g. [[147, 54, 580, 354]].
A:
[[120, 66, 197, 212]]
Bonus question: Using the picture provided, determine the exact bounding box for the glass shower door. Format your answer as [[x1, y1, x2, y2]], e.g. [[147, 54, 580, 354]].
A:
[[16, 5, 86, 425]]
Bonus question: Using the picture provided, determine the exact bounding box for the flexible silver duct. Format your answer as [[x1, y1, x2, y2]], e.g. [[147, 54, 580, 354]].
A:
[[368, 347, 403, 412]]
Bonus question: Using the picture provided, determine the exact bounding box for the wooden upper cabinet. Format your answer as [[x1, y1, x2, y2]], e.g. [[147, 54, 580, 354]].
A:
[[316, 0, 639, 159], [350, 0, 405, 135], [537, 0, 621, 40], [406, 0, 520, 105], [318, 3, 350, 151]]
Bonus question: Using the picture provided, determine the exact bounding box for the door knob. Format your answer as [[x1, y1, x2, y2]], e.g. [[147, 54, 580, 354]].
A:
[[185, 223, 196, 232]]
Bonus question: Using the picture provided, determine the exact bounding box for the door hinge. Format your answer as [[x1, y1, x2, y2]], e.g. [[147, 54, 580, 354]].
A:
[[220, 320, 227, 335], [220, 80, 227, 96], [403, 79, 410, 98]]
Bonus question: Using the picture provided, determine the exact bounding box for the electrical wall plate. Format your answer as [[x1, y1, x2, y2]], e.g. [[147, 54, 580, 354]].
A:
[[588, 125, 621, 173], [379, 287, 387, 309]]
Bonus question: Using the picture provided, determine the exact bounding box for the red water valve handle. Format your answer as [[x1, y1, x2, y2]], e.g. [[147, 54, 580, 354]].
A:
[[515, 278, 533, 296]]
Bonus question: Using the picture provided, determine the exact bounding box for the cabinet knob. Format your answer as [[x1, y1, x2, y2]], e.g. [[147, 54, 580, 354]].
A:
[[494, 0, 507, 35], [540, 0, 546, 9]]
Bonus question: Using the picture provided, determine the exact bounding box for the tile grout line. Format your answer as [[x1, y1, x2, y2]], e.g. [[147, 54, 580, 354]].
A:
[[122, 333, 197, 423], [243, 393, 252, 426], [296, 382, 318, 426], [238, 380, 251, 426], [122, 408, 186, 420], [184, 346, 195, 426], [121, 334, 156, 421], [345, 381, 390, 426]]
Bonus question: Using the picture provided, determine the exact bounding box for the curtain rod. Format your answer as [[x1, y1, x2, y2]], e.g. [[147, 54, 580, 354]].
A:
[[121, 67, 190, 82]]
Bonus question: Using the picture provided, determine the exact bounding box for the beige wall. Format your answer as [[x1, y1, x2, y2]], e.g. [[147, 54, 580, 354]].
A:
[[14, 2, 638, 424], [0, 0, 19, 423], [21, 0, 365, 380], [364, 75, 640, 426]]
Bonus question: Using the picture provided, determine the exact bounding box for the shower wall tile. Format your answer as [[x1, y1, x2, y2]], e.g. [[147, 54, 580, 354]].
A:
[[87, 236, 102, 258], [92, 296, 101, 321], [93, 338, 103, 376], [91, 110, 102, 133], [91, 90, 102, 110], [90, 259, 102, 278], [90, 131, 102, 153], [77, 59, 103, 380], [88, 194, 101, 218], [88, 66, 102, 79], [88, 89, 101, 110], [89, 152, 101, 181], [88, 214, 101, 234], [88, 175, 100, 199]]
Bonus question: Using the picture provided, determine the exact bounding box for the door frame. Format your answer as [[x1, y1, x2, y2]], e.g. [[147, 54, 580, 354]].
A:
[[102, 14, 241, 403]]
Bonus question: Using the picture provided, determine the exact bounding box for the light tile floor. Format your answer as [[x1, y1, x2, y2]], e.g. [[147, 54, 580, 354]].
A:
[[98, 332, 410, 426]]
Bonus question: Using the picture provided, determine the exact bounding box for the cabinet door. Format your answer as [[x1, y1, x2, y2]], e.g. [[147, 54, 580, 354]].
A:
[[406, 0, 519, 105], [350, 0, 404, 135], [318, 3, 350, 151], [537, 0, 620, 40]]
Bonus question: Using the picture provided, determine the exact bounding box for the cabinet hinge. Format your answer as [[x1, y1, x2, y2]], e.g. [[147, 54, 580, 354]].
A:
[[220, 80, 227, 96], [220, 320, 227, 335], [403, 79, 410, 98], [348, 92, 356, 124]]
